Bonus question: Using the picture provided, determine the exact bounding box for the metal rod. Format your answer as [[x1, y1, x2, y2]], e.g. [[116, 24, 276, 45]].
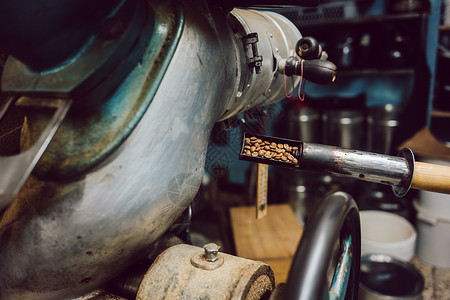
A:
[[0, 98, 72, 212], [301, 142, 412, 192], [0, 95, 15, 121]]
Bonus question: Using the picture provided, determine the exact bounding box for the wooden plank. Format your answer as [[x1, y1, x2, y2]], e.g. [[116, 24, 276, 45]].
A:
[[261, 258, 293, 285], [230, 204, 303, 260]]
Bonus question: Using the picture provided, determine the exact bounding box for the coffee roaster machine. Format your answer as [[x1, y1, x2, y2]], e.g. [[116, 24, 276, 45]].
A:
[[0, 1, 449, 300]]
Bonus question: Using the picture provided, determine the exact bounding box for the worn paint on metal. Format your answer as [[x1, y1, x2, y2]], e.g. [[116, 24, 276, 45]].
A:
[[329, 235, 353, 300], [25, 1, 184, 179]]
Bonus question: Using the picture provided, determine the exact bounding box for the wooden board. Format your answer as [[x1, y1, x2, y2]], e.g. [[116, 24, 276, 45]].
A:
[[230, 204, 303, 284]]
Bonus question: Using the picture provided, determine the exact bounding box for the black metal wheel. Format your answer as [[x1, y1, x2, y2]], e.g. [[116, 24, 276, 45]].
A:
[[285, 191, 361, 300]]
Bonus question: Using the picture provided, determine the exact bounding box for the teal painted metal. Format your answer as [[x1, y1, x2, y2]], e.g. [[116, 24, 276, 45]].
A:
[[28, 1, 184, 179], [329, 235, 353, 300]]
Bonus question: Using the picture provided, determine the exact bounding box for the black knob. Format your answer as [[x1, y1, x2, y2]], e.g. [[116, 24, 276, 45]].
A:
[[296, 36, 322, 60]]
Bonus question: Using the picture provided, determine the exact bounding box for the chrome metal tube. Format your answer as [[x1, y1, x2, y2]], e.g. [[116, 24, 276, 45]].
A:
[[301, 142, 411, 188]]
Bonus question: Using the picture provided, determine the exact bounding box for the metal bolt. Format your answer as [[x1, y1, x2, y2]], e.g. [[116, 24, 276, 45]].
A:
[[203, 243, 220, 262]]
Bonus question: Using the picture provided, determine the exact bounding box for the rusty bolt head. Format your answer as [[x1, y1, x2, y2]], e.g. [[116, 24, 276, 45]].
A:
[[203, 243, 220, 262]]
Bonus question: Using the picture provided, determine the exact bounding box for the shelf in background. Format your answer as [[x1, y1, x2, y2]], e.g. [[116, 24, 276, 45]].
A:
[[431, 110, 450, 118], [336, 68, 415, 77], [295, 12, 427, 29]]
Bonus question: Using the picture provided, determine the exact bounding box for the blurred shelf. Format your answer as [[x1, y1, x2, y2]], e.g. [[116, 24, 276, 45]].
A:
[[297, 12, 427, 29], [431, 110, 450, 118], [336, 68, 415, 77]]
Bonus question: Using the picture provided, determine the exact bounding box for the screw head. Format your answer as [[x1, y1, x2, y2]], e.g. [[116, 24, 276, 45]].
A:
[[203, 243, 220, 262]]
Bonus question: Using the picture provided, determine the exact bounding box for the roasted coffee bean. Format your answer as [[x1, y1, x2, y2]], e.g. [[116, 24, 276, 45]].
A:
[[243, 136, 300, 165]]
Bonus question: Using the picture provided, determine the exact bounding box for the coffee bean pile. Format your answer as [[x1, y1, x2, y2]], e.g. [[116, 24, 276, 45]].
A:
[[243, 136, 299, 164]]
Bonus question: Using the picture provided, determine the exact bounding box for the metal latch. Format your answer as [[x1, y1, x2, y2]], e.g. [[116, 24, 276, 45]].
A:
[[242, 33, 263, 74]]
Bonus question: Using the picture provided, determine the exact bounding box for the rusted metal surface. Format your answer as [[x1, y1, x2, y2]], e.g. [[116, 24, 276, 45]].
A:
[[136, 244, 275, 300]]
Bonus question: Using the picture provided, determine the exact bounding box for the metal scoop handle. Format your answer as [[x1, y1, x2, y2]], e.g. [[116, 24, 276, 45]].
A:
[[239, 133, 450, 197]]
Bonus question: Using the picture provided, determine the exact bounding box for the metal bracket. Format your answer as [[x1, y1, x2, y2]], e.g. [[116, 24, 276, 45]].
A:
[[242, 33, 263, 74]]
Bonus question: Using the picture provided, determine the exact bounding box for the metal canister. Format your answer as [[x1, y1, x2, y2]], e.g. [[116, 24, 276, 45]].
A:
[[286, 105, 322, 144], [322, 109, 365, 150], [367, 104, 401, 155]]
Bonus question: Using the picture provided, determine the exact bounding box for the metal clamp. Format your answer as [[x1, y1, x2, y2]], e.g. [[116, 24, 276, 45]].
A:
[[242, 33, 263, 74]]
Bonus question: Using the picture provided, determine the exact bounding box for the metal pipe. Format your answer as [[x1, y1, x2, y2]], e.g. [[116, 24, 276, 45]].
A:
[[300, 143, 414, 197], [301, 142, 409, 186]]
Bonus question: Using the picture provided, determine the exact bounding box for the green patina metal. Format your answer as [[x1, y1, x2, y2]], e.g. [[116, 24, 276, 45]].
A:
[[24, 1, 184, 179]]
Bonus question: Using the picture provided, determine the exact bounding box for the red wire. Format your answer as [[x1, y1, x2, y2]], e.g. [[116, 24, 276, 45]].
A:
[[297, 59, 305, 101], [284, 59, 306, 101]]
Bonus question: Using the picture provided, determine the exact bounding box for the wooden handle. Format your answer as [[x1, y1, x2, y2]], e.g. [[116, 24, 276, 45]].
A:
[[411, 161, 450, 194]]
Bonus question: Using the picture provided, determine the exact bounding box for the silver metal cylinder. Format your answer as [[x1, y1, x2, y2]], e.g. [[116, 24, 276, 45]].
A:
[[218, 8, 302, 120], [322, 109, 365, 150], [367, 104, 401, 155], [286, 106, 321, 143], [301, 142, 411, 188]]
